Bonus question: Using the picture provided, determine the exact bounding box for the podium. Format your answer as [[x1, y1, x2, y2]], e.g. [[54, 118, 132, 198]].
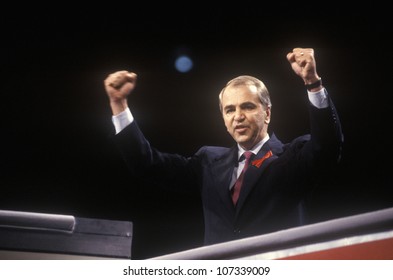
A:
[[0, 210, 133, 259], [151, 207, 393, 260]]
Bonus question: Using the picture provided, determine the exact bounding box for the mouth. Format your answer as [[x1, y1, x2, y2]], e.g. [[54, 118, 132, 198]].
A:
[[234, 125, 248, 133]]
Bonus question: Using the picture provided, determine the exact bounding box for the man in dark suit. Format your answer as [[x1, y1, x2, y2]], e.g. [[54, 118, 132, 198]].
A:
[[103, 47, 343, 246]]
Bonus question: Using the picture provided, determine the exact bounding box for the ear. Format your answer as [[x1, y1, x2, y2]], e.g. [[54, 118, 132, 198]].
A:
[[264, 107, 271, 124]]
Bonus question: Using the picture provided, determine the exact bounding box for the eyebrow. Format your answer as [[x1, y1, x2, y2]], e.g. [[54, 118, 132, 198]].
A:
[[224, 101, 257, 108]]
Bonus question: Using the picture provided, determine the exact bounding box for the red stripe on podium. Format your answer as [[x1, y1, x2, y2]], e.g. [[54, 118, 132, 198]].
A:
[[278, 237, 393, 260]]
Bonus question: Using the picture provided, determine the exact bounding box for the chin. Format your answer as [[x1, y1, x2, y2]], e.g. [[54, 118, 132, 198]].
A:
[[237, 139, 251, 147]]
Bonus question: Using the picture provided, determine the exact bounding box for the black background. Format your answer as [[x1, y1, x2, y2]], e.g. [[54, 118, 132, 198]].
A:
[[1, 5, 392, 259]]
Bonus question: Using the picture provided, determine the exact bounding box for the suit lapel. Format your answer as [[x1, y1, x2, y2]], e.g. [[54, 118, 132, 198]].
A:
[[210, 146, 238, 213], [235, 134, 282, 214]]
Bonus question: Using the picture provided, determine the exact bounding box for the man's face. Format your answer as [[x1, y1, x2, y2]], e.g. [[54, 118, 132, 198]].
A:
[[221, 84, 270, 150]]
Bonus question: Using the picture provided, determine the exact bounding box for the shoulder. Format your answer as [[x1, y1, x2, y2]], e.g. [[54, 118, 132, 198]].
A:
[[193, 145, 234, 163], [280, 134, 311, 155], [291, 134, 311, 144], [196, 145, 232, 157]]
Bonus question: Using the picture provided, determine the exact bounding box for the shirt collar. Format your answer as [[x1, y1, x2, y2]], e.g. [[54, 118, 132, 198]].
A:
[[237, 134, 270, 160]]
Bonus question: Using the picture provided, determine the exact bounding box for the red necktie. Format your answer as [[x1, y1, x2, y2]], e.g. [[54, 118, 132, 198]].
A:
[[231, 151, 253, 206]]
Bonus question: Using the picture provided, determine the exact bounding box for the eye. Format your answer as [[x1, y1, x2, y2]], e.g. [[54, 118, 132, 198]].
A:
[[225, 107, 235, 114], [242, 103, 257, 110]]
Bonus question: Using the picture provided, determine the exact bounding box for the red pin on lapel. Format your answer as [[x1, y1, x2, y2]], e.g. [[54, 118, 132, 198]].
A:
[[252, 150, 273, 168]]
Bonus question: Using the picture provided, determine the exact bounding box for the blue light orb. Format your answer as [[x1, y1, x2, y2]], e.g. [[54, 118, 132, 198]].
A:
[[175, 55, 193, 73]]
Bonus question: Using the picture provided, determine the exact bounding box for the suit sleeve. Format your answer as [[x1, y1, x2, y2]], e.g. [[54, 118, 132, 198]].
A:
[[112, 121, 201, 194], [271, 89, 343, 198], [309, 90, 344, 166]]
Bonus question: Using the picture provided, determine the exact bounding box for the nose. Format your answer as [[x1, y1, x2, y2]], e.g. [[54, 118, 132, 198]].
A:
[[234, 108, 245, 122]]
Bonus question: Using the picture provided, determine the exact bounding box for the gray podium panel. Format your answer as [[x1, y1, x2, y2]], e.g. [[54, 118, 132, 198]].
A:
[[0, 210, 133, 259]]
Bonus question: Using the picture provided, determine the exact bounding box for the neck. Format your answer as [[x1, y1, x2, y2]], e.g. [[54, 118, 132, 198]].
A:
[[238, 134, 270, 154]]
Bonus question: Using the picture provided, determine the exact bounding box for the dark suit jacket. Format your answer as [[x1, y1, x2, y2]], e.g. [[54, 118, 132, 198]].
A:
[[114, 93, 343, 245]]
